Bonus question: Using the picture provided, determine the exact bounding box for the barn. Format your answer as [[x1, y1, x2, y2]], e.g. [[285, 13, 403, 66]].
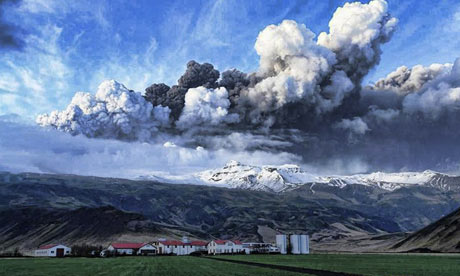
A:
[[35, 244, 71, 257]]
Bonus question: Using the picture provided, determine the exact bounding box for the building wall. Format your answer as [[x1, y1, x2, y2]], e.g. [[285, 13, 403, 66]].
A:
[[138, 244, 156, 255], [208, 241, 244, 255], [158, 244, 194, 255], [107, 245, 135, 255], [35, 245, 71, 257]]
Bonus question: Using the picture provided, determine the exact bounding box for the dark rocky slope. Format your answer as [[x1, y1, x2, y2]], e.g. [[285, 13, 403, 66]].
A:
[[391, 207, 460, 252]]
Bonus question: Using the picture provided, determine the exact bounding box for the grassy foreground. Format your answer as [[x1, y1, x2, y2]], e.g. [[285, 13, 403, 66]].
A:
[[216, 253, 460, 276], [0, 256, 307, 276]]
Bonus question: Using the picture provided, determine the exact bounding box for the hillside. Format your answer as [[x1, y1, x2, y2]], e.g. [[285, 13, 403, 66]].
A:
[[391, 207, 460, 252], [0, 172, 399, 251]]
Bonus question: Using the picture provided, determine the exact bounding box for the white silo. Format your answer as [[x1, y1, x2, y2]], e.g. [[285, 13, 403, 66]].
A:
[[300, 234, 310, 254], [290, 234, 300, 254], [276, 234, 287, 254]]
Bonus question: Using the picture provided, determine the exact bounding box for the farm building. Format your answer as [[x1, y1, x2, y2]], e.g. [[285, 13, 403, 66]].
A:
[[107, 243, 156, 255], [207, 240, 244, 255], [35, 244, 71, 257], [155, 237, 208, 255], [242, 242, 279, 254]]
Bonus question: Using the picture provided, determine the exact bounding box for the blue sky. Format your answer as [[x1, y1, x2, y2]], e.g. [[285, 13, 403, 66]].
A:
[[1, 0, 460, 120]]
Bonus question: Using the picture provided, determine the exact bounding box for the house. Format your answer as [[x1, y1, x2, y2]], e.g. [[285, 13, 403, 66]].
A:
[[207, 240, 244, 255], [155, 237, 208, 255], [35, 244, 71, 257], [107, 243, 156, 255]]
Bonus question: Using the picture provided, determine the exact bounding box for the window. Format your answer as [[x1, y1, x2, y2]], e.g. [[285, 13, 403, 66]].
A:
[[175, 245, 177, 248], [51, 251, 54, 253]]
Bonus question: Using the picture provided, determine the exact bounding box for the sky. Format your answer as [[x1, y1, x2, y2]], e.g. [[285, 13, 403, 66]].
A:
[[1, 0, 460, 119], [1, 0, 460, 178]]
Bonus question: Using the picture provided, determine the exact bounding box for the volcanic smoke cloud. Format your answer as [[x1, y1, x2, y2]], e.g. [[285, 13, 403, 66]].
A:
[[37, 80, 170, 140], [37, 0, 460, 173]]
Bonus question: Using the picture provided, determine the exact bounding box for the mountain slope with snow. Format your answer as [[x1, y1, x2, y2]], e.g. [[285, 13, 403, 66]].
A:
[[140, 161, 460, 193]]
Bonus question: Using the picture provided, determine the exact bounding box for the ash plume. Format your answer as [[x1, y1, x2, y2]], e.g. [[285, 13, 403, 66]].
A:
[[37, 80, 170, 141], [36, 0, 460, 173], [144, 60, 220, 121]]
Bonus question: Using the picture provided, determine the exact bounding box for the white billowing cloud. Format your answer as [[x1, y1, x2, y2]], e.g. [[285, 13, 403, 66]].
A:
[[403, 84, 460, 119], [177, 86, 239, 129], [0, 119, 301, 178], [321, 70, 355, 112], [245, 20, 353, 116], [372, 63, 452, 95], [255, 19, 334, 76], [367, 107, 400, 122], [335, 117, 370, 135], [36, 80, 170, 140], [368, 57, 460, 119], [318, 0, 397, 81], [363, 57, 460, 121]]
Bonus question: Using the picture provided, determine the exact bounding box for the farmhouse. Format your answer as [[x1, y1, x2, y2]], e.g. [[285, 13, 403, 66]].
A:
[[35, 244, 71, 257], [207, 240, 244, 255], [107, 243, 156, 255], [156, 239, 208, 255]]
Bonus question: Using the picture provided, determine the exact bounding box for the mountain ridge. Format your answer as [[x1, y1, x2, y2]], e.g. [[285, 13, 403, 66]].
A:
[[140, 160, 460, 193]]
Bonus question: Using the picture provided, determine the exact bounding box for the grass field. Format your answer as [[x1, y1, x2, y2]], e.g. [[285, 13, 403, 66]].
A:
[[216, 253, 460, 276], [2, 254, 460, 276], [0, 256, 308, 276]]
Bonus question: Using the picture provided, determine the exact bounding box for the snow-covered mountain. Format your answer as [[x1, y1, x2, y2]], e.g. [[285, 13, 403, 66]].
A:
[[139, 160, 460, 193]]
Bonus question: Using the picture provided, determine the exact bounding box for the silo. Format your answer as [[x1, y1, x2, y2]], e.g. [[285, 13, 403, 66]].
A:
[[276, 234, 287, 254], [290, 234, 300, 254], [300, 234, 310, 254]]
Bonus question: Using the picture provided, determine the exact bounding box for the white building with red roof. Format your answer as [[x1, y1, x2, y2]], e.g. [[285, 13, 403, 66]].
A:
[[207, 240, 244, 255], [35, 244, 71, 257], [107, 242, 156, 255], [155, 237, 209, 255]]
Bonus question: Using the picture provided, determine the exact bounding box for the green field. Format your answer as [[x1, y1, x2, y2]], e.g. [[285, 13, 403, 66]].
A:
[[0, 256, 307, 276], [2, 254, 460, 276], [216, 254, 460, 276]]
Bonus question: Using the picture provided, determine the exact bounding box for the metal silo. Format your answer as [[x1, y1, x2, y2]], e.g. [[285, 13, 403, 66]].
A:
[[276, 234, 287, 254], [290, 234, 300, 254], [300, 234, 309, 254]]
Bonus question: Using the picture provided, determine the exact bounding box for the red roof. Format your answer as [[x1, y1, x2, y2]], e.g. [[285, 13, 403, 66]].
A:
[[38, 244, 58, 249], [213, 240, 242, 245], [111, 243, 146, 249], [214, 240, 228, 245], [159, 240, 185, 246], [190, 241, 208, 246]]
